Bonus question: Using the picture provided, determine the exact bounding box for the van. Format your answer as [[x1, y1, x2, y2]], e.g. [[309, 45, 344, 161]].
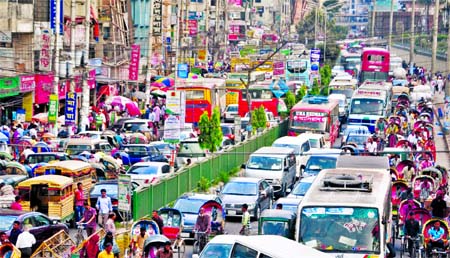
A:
[[299, 133, 328, 151], [65, 139, 113, 155], [272, 136, 311, 178], [244, 147, 296, 197], [229, 235, 333, 258]]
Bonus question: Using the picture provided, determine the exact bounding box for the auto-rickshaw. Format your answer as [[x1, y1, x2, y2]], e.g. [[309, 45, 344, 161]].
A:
[[17, 175, 74, 223], [258, 209, 296, 240], [33, 160, 94, 198], [159, 208, 185, 258], [0, 242, 20, 258]]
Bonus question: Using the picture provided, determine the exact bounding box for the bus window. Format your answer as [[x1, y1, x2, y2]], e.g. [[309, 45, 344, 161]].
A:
[[185, 90, 205, 100], [231, 243, 258, 258]]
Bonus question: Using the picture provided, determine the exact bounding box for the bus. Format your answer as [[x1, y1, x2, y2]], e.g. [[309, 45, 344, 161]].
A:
[[360, 47, 390, 83], [177, 78, 226, 123], [288, 97, 340, 147], [337, 49, 362, 77], [296, 166, 392, 258], [238, 81, 278, 117], [225, 72, 266, 106], [348, 88, 388, 133], [328, 74, 358, 101], [286, 57, 311, 88]]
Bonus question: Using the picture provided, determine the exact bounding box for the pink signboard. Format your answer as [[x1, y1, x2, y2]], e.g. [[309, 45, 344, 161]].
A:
[[39, 32, 52, 72], [188, 20, 198, 36], [228, 34, 238, 41], [273, 61, 285, 76], [128, 44, 140, 81], [293, 115, 325, 123], [228, 0, 242, 5], [35, 73, 54, 104], [20, 75, 35, 93]]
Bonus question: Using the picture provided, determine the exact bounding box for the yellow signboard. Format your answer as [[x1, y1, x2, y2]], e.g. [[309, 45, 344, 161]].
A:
[[198, 49, 206, 61]]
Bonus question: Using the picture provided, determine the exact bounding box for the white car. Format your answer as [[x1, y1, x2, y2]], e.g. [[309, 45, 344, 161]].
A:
[[299, 133, 329, 151], [193, 235, 245, 258], [126, 161, 171, 185], [222, 104, 239, 122]]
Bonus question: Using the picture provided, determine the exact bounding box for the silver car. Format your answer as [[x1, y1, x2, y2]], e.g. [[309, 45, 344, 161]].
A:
[[220, 177, 274, 220]]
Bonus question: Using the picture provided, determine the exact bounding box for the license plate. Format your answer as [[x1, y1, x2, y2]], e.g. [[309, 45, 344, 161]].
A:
[[180, 232, 190, 238], [228, 210, 236, 216]]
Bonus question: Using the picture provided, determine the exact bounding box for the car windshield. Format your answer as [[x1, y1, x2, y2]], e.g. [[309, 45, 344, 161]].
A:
[[226, 106, 238, 112], [308, 139, 320, 148], [174, 199, 205, 214], [127, 165, 159, 175], [26, 154, 58, 164], [178, 142, 205, 157], [91, 184, 118, 196], [66, 144, 92, 154], [292, 181, 313, 196], [330, 89, 354, 99], [300, 207, 380, 253], [346, 135, 370, 145], [272, 143, 301, 154], [124, 123, 148, 133], [247, 156, 283, 171], [261, 221, 290, 236], [121, 146, 147, 156], [222, 182, 257, 195], [350, 98, 384, 115], [200, 243, 233, 258], [152, 144, 172, 154], [280, 204, 299, 213], [0, 215, 18, 231], [306, 157, 336, 170]]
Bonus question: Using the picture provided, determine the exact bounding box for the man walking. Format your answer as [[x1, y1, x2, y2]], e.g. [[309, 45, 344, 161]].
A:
[[75, 182, 85, 222], [96, 189, 113, 228]]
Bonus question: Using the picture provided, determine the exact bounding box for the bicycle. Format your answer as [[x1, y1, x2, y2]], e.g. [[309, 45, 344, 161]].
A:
[[75, 223, 87, 246], [193, 231, 209, 255], [400, 235, 421, 258]]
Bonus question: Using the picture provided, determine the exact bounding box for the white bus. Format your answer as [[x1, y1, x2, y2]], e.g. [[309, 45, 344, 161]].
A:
[[348, 88, 388, 133], [296, 167, 393, 258]]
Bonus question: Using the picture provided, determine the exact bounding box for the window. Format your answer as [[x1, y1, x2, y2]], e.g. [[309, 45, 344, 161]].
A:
[[34, 215, 51, 227], [259, 254, 272, 258], [301, 142, 310, 153], [261, 181, 269, 190], [231, 243, 258, 258]]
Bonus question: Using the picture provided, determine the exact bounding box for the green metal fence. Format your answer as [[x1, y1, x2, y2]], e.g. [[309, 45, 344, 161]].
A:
[[132, 120, 288, 220]]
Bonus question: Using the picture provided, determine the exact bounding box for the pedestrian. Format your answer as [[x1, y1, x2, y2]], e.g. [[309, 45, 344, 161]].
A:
[[152, 210, 164, 233], [153, 104, 161, 128], [15, 224, 35, 258], [96, 189, 113, 228], [82, 233, 100, 258], [104, 213, 116, 235], [431, 190, 447, 218], [130, 227, 148, 258], [437, 76, 444, 94], [99, 231, 120, 258], [239, 204, 250, 236], [0, 232, 9, 245], [79, 201, 97, 237], [75, 182, 85, 222], [8, 221, 21, 245], [155, 242, 173, 258], [10, 196, 22, 211], [98, 242, 114, 258]]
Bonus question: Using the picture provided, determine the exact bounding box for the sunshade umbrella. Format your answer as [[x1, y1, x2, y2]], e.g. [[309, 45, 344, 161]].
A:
[[125, 102, 141, 116], [42, 132, 56, 139], [144, 235, 170, 247], [151, 82, 166, 88], [150, 90, 166, 98], [0, 152, 12, 161], [0, 132, 8, 142], [156, 77, 174, 87], [32, 113, 48, 123], [109, 96, 133, 107]]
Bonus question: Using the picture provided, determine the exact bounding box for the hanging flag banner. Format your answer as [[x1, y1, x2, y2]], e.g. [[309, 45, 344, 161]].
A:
[[39, 31, 52, 72], [49, 0, 64, 35], [188, 20, 198, 36], [152, 0, 163, 35], [65, 92, 77, 125], [48, 94, 59, 124], [128, 44, 140, 81]]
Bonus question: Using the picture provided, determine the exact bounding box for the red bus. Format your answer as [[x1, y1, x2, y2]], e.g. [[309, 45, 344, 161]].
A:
[[360, 47, 390, 83], [238, 82, 278, 117], [288, 97, 340, 146], [176, 78, 226, 123]]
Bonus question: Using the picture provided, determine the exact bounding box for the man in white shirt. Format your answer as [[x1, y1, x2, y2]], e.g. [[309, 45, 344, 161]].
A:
[[21, 146, 35, 159], [366, 138, 378, 155], [96, 189, 113, 228], [407, 133, 418, 146], [15, 224, 36, 258], [29, 127, 37, 138]]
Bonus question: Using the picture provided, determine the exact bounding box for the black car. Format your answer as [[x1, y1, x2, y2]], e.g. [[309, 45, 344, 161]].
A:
[[0, 210, 68, 250], [89, 180, 141, 220]]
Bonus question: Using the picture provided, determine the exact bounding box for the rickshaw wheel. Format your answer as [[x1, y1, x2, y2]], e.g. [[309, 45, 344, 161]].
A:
[[174, 240, 185, 258]]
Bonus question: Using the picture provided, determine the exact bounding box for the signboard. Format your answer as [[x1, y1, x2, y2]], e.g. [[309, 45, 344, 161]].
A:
[[177, 64, 189, 79], [273, 61, 285, 76], [128, 44, 140, 81], [0, 77, 20, 98], [198, 49, 206, 61], [39, 31, 52, 71], [188, 11, 204, 20], [48, 94, 59, 124], [50, 0, 64, 35], [65, 92, 77, 125], [188, 20, 198, 36], [310, 48, 320, 63], [166, 90, 182, 115], [293, 115, 325, 122], [118, 174, 132, 212], [152, 0, 163, 35], [0, 31, 12, 43], [20, 75, 35, 93], [163, 115, 181, 143]]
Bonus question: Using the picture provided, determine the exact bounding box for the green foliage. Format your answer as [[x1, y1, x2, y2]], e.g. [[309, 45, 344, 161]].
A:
[[319, 65, 332, 87], [295, 85, 308, 103], [198, 108, 223, 153], [217, 171, 230, 184], [310, 79, 320, 96], [285, 91, 296, 111], [197, 177, 211, 192], [251, 106, 268, 132]]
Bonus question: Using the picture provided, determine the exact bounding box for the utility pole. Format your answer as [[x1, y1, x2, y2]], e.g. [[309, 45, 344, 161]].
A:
[[145, 0, 155, 105], [371, 0, 376, 37], [70, 0, 76, 93], [53, 0, 62, 135], [388, 0, 394, 49], [314, 6, 318, 48], [447, 0, 450, 75], [410, 0, 415, 63], [324, 11, 327, 63], [174, 0, 183, 87], [431, 0, 439, 73], [80, 0, 91, 132], [205, 0, 210, 60]]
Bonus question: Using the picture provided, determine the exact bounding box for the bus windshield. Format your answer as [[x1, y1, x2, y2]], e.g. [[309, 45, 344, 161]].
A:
[[299, 207, 380, 253], [342, 57, 360, 71], [291, 115, 328, 131], [287, 60, 308, 73], [360, 71, 389, 82], [330, 89, 354, 99], [350, 99, 384, 116]]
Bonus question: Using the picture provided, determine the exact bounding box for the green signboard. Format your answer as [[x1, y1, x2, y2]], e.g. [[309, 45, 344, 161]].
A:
[[48, 94, 59, 124], [0, 77, 20, 98]]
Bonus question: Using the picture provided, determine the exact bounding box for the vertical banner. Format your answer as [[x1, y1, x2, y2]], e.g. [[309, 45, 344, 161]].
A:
[[22, 92, 34, 121], [65, 92, 77, 125], [152, 0, 163, 35], [118, 174, 132, 212], [128, 44, 140, 81], [177, 64, 189, 79], [19, 75, 35, 93], [49, 0, 64, 35], [188, 20, 198, 36], [48, 94, 59, 124], [198, 49, 206, 61], [40, 32, 52, 71], [273, 61, 285, 76]]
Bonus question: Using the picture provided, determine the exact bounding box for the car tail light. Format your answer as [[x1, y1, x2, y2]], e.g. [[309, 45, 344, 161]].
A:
[[144, 179, 150, 184]]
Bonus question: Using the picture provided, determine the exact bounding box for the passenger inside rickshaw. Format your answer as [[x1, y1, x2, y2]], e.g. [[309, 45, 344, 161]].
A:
[[261, 221, 289, 236], [425, 221, 448, 254]]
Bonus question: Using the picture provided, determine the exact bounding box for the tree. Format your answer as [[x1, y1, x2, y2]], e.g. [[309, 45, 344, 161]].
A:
[[198, 108, 223, 153], [295, 85, 308, 103], [251, 106, 268, 132], [310, 79, 320, 96], [285, 91, 296, 110], [319, 64, 332, 87]]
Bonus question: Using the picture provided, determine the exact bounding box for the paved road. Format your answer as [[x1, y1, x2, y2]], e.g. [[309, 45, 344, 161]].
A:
[[391, 47, 447, 73]]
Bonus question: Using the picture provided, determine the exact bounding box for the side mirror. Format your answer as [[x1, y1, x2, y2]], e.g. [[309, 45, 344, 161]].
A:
[[52, 220, 58, 225]]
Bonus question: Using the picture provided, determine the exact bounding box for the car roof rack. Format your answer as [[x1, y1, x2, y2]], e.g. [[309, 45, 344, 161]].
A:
[[320, 174, 373, 192]]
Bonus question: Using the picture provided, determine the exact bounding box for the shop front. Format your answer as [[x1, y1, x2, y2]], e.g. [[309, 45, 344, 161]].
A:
[[0, 76, 22, 125]]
